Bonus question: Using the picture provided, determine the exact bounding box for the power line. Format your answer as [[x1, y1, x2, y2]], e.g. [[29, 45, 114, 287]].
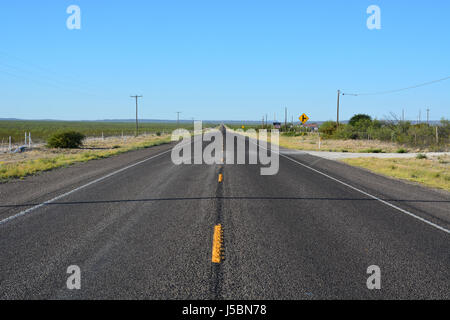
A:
[[341, 75, 450, 96], [0, 51, 98, 92], [0, 50, 124, 102]]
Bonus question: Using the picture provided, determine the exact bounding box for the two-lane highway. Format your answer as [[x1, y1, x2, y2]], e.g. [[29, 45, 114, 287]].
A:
[[0, 129, 449, 299]]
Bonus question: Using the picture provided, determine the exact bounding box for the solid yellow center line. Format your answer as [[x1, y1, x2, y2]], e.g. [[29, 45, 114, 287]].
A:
[[218, 173, 223, 182], [211, 224, 223, 263]]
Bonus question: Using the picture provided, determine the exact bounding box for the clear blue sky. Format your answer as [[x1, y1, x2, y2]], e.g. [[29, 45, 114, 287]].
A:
[[0, 0, 449, 122]]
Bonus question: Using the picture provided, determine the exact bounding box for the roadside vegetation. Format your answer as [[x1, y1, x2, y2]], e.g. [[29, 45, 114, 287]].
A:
[[342, 155, 450, 192], [318, 114, 449, 151], [0, 120, 204, 143], [234, 113, 449, 153], [233, 127, 412, 153], [47, 131, 86, 148], [0, 134, 171, 181], [230, 115, 450, 191]]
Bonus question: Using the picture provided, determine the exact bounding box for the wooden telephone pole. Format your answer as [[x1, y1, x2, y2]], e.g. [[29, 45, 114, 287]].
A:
[[284, 107, 287, 132], [130, 95, 143, 136], [176, 111, 182, 127], [337, 90, 341, 127]]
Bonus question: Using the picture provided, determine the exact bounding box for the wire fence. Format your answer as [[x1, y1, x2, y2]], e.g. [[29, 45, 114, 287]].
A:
[[0, 130, 171, 154], [338, 127, 449, 150]]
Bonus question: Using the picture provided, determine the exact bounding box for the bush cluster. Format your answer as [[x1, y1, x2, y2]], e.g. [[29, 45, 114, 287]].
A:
[[47, 131, 85, 148], [319, 114, 449, 150]]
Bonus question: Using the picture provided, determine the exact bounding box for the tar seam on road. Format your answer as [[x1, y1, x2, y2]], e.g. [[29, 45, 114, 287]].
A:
[[0, 147, 174, 227], [248, 137, 450, 234], [210, 127, 226, 299]]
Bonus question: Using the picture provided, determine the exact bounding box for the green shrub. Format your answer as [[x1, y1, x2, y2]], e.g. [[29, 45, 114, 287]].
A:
[[334, 124, 359, 139], [416, 153, 427, 159], [396, 148, 407, 153], [282, 131, 303, 137], [319, 121, 337, 138], [349, 114, 372, 127], [47, 131, 85, 148], [361, 148, 384, 153]]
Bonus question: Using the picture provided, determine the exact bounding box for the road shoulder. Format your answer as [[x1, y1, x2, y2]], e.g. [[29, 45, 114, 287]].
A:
[[0, 142, 175, 222]]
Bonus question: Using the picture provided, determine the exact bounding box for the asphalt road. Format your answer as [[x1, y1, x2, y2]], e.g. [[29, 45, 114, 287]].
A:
[[0, 128, 449, 299]]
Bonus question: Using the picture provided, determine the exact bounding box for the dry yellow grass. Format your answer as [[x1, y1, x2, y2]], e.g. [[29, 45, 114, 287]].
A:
[[234, 128, 407, 153], [0, 134, 171, 180], [277, 135, 406, 153], [342, 155, 450, 191]]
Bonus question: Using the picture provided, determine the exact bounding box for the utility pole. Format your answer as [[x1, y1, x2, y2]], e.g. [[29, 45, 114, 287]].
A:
[[284, 107, 287, 132], [419, 109, 421, 124], [402, 109, 405, 122], [426, 108, 430, 124], [265, 114, 268, 128], [176, 111, 182, 127], [337, 90, 341, 127], [130, 95, 143, 136]]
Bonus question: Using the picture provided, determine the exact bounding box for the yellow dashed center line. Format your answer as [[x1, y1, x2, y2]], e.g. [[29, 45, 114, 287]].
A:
[[218, 173, 223, 182], [211, 224, 223, 263]]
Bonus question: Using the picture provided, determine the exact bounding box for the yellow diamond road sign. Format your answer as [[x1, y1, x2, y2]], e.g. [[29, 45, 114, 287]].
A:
[[299, 113, 309, 124]]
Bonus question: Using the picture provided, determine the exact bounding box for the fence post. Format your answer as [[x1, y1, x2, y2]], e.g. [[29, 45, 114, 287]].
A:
[[435, 126, 439, 144]]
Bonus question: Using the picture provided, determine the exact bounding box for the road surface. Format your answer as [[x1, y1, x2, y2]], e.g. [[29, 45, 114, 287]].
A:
[[0, 128, 449, 299]]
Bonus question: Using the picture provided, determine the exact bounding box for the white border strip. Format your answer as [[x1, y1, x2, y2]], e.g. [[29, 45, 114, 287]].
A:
[[247, 136, 450, 234], [0, 148, 173, 226]]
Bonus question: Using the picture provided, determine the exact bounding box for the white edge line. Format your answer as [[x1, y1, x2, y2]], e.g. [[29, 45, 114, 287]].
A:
[[245, 135, 450, 234], [0, 148, 174, 226]]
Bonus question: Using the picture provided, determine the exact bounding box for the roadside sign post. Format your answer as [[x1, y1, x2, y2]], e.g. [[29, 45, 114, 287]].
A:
[[318, 132, 321, 149]]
